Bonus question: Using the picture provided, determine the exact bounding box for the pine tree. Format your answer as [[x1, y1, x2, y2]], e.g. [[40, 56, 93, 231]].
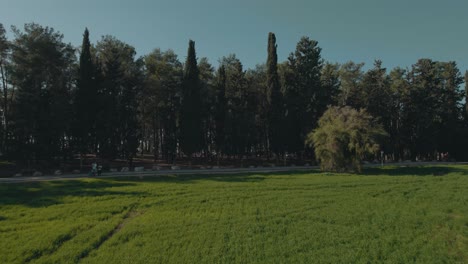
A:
[[387, 67, 408, 160], [97, 48, 121, 160], [247, 64, 268, 154], [180, 40, 203, 164], [338, 62, 365, 108], [11, 23, 75, 164], [220, 54, 249, 157], [95, 35, 142, 163], [283, 37, 323, 156], [214, 65, 226, 160], [320, 62, 340, 107], [436, 61, 463, 155], [266, 32, 285, 158], [198, 57, 215, 156], [142, 49, 182, 163]]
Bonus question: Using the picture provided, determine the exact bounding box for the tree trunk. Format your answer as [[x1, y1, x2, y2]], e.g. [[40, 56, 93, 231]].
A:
[[0, 64, 8, 153], [80, 153, 83, 170]]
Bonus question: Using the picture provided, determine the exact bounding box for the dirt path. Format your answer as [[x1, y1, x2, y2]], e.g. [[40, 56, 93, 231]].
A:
[[0, 162, 465, 184]]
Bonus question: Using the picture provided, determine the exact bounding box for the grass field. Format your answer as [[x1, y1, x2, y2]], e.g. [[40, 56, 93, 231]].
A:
[[0, 166, 467, 263]]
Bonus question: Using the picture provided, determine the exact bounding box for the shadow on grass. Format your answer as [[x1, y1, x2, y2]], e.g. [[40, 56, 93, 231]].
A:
[[362, 165, 468, 177], [108, 173, 268, 184], [9, 166, 461, 208], [109, 166, 468, 182], [0, 180, 144, 207], [107, 169, 321, 184], [0, 170, 320, 207]]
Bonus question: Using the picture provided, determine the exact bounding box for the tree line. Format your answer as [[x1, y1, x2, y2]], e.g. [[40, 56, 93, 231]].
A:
[[0, 22, 467, 167]]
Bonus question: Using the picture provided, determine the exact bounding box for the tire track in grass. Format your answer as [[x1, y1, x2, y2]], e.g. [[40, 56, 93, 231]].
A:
[[78, 203, 143, 261], [24, 227, 81, 263], [23, 206, 133, 263]]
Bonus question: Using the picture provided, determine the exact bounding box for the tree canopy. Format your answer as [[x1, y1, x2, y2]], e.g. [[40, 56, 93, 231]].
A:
[[0, 22, 467, 170], [307, 106, 387, 173]]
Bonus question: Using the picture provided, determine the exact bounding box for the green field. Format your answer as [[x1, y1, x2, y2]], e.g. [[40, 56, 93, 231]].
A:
[[0, 166, 467, 263]]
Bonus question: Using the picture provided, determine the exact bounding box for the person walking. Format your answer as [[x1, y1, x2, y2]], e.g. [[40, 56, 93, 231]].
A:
[[91, 162, 97, 176], [97, 164, 102, 176]]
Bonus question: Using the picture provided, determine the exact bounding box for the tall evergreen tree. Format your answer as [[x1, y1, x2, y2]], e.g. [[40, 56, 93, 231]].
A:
[[403, 59, 440, 159], [180, 40, 203, 163], [359, 61, 393, 159], [436, 61, 463, 155], [95, 36, 142, 163], [214, 65, 226, 160], [283, 37, 323, 155], [96, 47, 121, 159], [141, 49, 182, 163], [11, 23, 75, 164], [337, 61, 365, 107], [221, 54, 255, 157], [360, 60, 390, 118], [320, 62, 340, 107], [247, 64, 268, 154], [198, 57, 215, 156], [387, 67, 408, 160], [73, 28, 97, 159], [266, 32, 285, 157]]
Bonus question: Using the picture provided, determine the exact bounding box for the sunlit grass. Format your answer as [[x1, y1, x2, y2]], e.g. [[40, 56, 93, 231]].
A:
[[1, 166, 467, 263]]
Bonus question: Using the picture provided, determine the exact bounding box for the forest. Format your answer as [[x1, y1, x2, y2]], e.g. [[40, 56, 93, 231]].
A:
[[0, 22, 467, 168]]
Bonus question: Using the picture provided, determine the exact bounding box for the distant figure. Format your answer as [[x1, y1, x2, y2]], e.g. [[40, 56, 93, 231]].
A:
[[97, 164, 103, 176], [91, 162, 97, 176]]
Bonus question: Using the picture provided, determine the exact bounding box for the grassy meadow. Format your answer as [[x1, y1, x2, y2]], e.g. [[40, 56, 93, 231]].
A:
[[0, 166, 467, 263]]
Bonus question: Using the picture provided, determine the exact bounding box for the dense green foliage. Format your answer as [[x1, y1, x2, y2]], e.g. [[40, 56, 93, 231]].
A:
[[73, 28, 98, 157], [140, 49, 182, 162], [10, 23, 75, 162], [267, 32, 285, 156], [1, 166, 467, 263], [214, 65, 226, 158], [219, 55, 257, 156], [307, 106, 387, 172], [0, 22, 467, 167], [282, 37, 326, 155], [94, 36, 142, 162], [180, 40, 202, 159], [0, 23, 11, 155]]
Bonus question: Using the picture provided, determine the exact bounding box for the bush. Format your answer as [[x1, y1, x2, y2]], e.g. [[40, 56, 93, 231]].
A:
[[306, 106, 387, 173]]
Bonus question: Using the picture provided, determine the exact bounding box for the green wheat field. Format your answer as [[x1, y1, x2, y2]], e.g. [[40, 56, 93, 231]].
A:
[[1, 166, 467, 263]]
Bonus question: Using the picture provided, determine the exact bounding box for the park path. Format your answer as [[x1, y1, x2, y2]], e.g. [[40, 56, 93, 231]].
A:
[[0, 162, 466, 184], [0, 166, 316, 184]]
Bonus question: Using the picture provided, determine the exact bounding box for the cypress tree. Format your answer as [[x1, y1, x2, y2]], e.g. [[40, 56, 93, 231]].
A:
[[266, 32, 285, 158], [73, 28, 97, 159], [180, 40, 203, 164]]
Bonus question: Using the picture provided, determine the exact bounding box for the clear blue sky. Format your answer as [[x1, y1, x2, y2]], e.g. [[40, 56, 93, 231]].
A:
[[1, 0, 467, 72]]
